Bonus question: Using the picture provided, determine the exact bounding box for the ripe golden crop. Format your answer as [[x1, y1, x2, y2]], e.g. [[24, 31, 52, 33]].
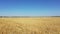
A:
[[0, 17, 60, 34]]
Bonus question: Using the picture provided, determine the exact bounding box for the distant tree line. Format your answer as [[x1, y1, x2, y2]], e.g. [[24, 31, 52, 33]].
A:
[[0, 16, 60, 18]]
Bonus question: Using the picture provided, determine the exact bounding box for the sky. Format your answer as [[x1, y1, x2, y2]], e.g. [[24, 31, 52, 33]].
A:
[[0, 0, 60, 16]]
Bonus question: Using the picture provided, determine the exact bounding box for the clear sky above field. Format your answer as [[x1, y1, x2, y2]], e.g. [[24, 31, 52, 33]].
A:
[[0, 0, 60, 16]]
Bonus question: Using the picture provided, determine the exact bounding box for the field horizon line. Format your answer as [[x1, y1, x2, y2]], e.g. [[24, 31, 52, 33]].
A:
[[0, 16, 60, 18]]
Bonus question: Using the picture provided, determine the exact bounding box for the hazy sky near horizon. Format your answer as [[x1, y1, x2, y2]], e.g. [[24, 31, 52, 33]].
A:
[[0, 0, 60, 16]]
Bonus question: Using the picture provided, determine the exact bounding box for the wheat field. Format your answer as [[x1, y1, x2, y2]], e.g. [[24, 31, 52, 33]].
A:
[[0, 17, 60, 34]]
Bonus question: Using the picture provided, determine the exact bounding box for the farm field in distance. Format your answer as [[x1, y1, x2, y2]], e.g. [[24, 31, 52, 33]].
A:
[[0, 17, 60, 34]]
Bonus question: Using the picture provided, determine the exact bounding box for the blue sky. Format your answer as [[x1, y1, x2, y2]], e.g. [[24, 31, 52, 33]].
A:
[[0, 0, 60, 16]]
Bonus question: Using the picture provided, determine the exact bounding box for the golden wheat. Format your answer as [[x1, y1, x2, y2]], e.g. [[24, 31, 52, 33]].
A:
[[0, 17, 60, 34]]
